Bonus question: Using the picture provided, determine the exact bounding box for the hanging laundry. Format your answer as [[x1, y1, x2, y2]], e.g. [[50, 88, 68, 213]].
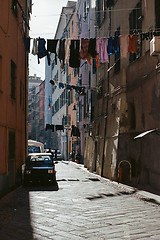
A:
[[114, 36, 120, 53], [47, 39, 58, 65], [107, 36, 115, 55], [47, 39, 58, 53], [32, 38, 38, 55], [56, 125, 64, 131], [120, 35, 128, 58], [73, 86, 85, 95], [71, 125, 80, 137], [88, 38, 99, 68], [59, 82, 64, 89], [79, 38, 91, 65], [65, 39, 71, 62], [128, 35, 138, 53], [46, 124, 54, 132], [96, 38, 109, 63], [153, 31, 160, 36], [50, 80, 55, 85], [37, 38, 51, 65], [23, 37, 30, 52], [66, 84, 72, 90], [69, 40, 80, 68], [141, 32, 153, 41], [58, 39, 66, 68]]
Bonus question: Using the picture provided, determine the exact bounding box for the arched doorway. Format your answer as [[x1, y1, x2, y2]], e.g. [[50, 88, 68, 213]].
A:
[[118, 160, 131, 183]]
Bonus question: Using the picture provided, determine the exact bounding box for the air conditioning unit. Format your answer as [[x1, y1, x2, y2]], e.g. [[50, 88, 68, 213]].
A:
[[150, 36, 160, 56]]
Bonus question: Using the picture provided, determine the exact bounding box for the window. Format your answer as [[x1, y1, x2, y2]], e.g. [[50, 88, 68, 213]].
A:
[[114, 27, 120, 74], [67, 91, 71, 106], [67, 74, 71, 84], [92, 59, 97, 74], [74, 68, 79, 77], [96, 0, 108, 27], [68, 28, 70, 38], [155, 0, 160, 31], [78, 74, 82, 85], [89, 71, 91, 89], [129, 0, 142, 63], [55, 99, 59, 112], [11, 60, 16, 99], [78, 100, 82, 122], [52, 105, 55, 116], [83, 95, 86, 118], [67, 115, 71, 126], [62, 90, 65, 106], [72, 21, 74, 33], [12, 0, 18, 18], [83, 1, 87, 20], [9, 131, 15, 160]]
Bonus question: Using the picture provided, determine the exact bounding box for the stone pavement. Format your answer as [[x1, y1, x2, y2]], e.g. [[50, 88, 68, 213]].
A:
[[0, 161, 160, 240]]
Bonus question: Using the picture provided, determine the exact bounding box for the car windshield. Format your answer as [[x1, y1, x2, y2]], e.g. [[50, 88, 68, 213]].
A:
[[28, 146, 41, 154], [26, 155, 53, 166]]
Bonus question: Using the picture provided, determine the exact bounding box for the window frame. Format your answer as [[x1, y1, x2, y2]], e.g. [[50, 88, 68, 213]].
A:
[[129, 0, 142, 64]]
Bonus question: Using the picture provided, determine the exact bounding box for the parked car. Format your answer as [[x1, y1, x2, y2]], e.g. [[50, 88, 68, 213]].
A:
[[22, 153, 57, 186], [56, 150, 63, 160], [53, 150, 63, 160], [28, 140, 44, 154]]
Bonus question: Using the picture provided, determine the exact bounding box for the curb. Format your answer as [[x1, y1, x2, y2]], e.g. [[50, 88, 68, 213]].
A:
[[69, 161, 160, 205]]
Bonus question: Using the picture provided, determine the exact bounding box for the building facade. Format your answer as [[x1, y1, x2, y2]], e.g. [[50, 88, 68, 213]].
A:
[[77, 0, 97, 163], [28, 75, 43, 141], [65, 5, 79, 157], [0, 0, 32, 194], [85, 0, 160, 191], [50, 1, 77, 158]]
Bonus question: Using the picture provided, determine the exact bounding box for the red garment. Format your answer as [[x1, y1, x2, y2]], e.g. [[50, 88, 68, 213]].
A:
[[128, 35, 138, 53], [79, 38, 91, 65]]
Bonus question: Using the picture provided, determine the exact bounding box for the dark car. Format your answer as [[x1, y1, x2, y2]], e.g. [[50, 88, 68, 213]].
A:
[[23, 153, 57, 186]]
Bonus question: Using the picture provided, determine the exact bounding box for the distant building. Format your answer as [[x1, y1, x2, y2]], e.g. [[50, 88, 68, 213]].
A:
[[28, 75, 45, 143], [48, 1, 77, 157]]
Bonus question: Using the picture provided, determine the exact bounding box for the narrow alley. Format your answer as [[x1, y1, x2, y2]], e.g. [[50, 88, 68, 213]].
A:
[[0, 161, 160, 240]]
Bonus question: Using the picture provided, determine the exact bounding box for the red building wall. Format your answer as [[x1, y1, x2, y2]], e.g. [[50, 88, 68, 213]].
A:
[[0, 0, 30, 193]]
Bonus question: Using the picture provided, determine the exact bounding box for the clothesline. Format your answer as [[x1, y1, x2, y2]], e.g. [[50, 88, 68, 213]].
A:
[[29, 28, 160, 38], [25, 31, 159, 71]]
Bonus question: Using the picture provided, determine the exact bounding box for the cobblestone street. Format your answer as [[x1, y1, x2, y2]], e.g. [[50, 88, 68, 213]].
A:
[[0, 161, 160, 240]]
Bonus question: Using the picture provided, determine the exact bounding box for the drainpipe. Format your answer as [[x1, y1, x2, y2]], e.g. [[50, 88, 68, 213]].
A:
[[101, 8, 111, 177]]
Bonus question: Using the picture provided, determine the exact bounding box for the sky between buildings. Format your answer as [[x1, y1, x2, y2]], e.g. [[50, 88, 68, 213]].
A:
[[29, 0, 73, 80]]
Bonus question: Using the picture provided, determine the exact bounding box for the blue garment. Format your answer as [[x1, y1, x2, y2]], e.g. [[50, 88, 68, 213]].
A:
[[37, 38, 50, 65], [66, 85, 72, 90], [59, 82, 64, 89], [114, 36, 120, 53], [107, 36, 120, 55], [107, 37, 114, 55]]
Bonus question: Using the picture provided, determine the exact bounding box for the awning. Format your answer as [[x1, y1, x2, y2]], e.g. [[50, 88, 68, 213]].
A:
[[134, 129, 158, 139]]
